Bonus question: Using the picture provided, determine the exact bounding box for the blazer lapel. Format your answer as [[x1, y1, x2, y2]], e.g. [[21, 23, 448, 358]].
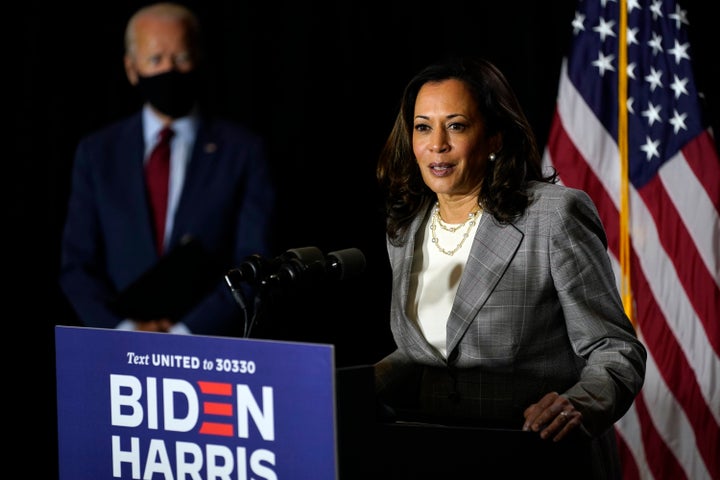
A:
[[446, 216, 524, 354], [397, 206, 448, 358]]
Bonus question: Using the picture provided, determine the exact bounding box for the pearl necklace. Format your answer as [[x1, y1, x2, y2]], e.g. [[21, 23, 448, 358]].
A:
[[429, 202, 481, 256]]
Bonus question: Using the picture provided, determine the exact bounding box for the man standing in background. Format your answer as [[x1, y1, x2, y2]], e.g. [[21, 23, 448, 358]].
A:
[[59, 2, 276, 336]]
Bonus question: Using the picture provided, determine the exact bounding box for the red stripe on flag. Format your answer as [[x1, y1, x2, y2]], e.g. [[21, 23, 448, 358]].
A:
[[637, 175, 720, 353], [683, 131, 720, 209], [633, 392, 688, 480], [616, 429, 641, 480], [631, 250, 720, 476], [544, 111, 621, 253]]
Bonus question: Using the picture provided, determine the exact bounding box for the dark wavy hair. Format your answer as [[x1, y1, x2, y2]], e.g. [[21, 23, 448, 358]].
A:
[[376, 56, 557, 246]]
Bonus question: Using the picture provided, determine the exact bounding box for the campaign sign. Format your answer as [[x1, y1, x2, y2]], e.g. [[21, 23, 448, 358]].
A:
[[55, 326, 337, 479]]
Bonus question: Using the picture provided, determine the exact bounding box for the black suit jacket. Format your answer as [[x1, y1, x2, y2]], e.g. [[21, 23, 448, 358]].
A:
[[60, 111, 276, 336]]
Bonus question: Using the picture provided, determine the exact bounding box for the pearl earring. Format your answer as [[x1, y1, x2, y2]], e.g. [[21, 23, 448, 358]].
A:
[[489, 153, 496, 161]]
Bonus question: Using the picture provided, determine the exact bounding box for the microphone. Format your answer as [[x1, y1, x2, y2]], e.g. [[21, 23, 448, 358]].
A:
[[225, 246, 366, 338], [225, 246, 324, 287], [225, 246, 366, 294], [265, 247, 366, 287], [325, 248, 366, 280]]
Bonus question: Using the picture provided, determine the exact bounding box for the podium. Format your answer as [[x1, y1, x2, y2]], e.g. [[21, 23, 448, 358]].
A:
[[335, 365, 593, 479], [56, 327, 593, 479], [56, 326, 338, 479]]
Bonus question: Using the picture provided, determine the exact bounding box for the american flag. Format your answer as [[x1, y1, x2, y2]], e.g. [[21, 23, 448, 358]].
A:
[[542, 0, 720, 478]]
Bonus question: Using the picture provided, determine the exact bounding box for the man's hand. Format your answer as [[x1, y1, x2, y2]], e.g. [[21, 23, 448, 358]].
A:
[[132, 318, 173, 332]]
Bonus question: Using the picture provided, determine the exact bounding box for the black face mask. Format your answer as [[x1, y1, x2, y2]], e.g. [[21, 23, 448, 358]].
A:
[[135, 69, 200, 118]]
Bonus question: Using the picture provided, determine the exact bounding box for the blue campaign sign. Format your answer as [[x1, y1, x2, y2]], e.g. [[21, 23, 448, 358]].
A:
[[55, 326, 337, 480]]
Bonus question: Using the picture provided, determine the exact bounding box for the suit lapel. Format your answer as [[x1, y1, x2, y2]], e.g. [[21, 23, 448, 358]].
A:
[[168, 120, 219, 249], [446, 215, 524, 354], [111, 116, 159, 261]]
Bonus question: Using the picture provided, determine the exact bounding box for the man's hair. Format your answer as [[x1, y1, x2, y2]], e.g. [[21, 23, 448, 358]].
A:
[[124, 2, 202, 60]]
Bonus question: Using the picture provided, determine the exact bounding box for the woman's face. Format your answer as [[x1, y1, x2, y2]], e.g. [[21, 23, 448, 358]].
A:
[[412, 78, 496, 199]]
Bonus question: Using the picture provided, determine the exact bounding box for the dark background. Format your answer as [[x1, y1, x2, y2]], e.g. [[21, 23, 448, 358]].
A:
[[12, 1, 718, 477]]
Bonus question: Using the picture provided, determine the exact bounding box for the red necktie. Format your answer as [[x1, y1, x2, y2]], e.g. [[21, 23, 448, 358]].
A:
[[145, 127, 174, 254]]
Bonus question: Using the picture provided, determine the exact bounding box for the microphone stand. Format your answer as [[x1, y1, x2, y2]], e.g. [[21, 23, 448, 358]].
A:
[[225, 247, 366, 338], [224, 271, 252, 337]]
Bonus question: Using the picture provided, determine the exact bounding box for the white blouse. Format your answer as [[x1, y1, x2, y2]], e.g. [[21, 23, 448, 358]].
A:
[[407, 208, 482, 358]]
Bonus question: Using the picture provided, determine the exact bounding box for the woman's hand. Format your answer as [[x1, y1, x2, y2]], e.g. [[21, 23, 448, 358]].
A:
[[522, 392, 582, 442]]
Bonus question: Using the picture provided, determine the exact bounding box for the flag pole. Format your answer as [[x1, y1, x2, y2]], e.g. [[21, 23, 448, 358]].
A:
[[617, 0, 634, 326]]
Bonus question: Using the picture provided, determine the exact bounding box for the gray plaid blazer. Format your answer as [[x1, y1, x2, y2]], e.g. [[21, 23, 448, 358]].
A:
[[376, 181, 646, 438]]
